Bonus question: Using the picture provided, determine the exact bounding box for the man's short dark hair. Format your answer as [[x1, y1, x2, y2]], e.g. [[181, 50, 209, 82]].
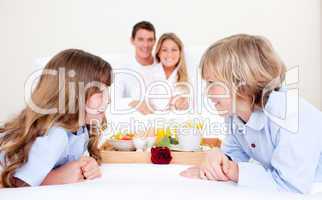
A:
[[131, 21, 156, 39]]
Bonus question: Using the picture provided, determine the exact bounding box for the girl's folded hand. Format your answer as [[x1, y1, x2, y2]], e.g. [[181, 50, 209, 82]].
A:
[[42, 159, 87, 185], [80, 156, 102, 180]]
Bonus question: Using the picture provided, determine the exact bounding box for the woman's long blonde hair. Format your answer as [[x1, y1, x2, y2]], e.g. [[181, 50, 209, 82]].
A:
[[0, 49, 112, 187], [200, 34, 286, 108], [155, 33, 189, 83]]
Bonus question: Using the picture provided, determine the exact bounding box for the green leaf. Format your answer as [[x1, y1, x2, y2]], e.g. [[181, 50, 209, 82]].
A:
[[158, 136, 171, 147], [170, 136, 179, 145]]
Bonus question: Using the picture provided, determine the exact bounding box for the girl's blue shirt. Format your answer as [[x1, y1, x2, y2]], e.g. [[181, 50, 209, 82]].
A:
[[14, 126, 89, 186]]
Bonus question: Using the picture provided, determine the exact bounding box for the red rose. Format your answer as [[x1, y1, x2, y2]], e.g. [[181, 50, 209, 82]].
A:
[[151, 147, 172, 164]]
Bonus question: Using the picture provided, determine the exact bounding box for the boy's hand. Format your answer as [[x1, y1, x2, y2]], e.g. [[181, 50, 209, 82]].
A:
[[180, 166, 201, 179], [180, 148, 239, 182], [199, 148, 238, 182]]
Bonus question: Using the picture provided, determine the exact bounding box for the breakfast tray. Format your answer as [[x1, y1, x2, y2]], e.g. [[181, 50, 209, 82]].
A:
[[100, 138, 221, 165]]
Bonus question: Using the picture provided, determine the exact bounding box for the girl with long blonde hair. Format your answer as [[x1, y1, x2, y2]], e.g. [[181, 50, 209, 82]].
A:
[[0, 49, 112, 187]]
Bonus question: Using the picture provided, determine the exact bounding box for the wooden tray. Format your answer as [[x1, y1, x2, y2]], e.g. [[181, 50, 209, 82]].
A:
[[101, 150, 206, 165], [100, 138, 221, 165]]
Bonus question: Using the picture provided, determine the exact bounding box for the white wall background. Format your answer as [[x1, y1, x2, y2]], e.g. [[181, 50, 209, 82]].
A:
[[0, 0, 320, 122]]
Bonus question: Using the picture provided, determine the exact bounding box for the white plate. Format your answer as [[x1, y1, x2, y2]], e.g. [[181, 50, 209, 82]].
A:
[[169, 144, 202, 152]]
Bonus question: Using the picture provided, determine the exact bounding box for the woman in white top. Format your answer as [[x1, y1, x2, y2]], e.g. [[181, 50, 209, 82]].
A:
[[152, 33, 191, 111], [155, 33, 189, 86], [128, 33, 191, 114]]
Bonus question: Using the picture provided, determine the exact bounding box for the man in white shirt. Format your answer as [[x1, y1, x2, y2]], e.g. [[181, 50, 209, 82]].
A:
[[130, 21, 156, 67], [112, 21, 164, 114]]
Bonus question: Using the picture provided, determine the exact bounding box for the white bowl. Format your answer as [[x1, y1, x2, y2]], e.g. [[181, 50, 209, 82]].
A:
[[133, 138, 147, 151], [146, 136, 156, 148], [177, 128, 202, 151], [106, 139, 136, 151]]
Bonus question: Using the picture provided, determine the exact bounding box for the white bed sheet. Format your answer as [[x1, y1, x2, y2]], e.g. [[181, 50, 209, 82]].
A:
[[2, 164, 320, 200]]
